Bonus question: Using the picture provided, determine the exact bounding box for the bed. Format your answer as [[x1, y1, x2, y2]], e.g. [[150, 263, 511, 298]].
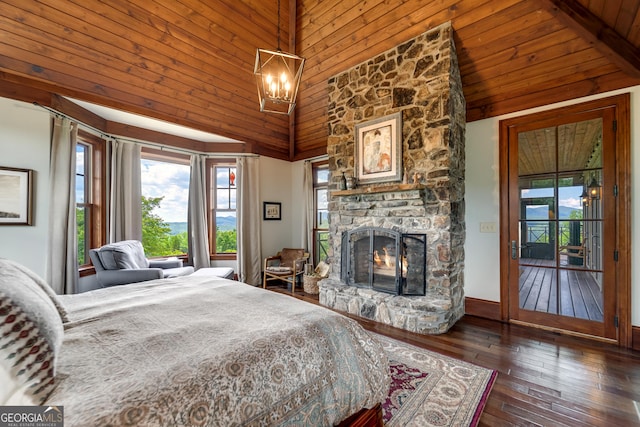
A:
[[0, 258, 389, 426]]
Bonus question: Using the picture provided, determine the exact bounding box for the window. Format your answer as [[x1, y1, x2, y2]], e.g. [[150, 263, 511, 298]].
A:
[[206, 160, 237, 258], [140, 149, 190, 257], [313, 162, 329, 265], [75, 131, 105, 268]]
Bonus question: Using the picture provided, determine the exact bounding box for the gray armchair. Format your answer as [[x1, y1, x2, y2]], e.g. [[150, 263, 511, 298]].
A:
[[89, 240, 194, 287]]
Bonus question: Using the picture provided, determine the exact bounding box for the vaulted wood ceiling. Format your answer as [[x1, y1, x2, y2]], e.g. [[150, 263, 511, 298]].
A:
[[1, 0, 639, 161]]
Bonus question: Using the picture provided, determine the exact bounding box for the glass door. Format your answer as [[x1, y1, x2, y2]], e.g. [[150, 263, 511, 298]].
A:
[[507, 108, 617, 340]]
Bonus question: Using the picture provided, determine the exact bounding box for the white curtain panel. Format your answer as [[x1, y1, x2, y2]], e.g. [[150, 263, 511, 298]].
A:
[[236, 156, 262, 285], [109, 139, 142, 243], [302, 160, 314, 256], [46, 116, 79, 294], [187, 154, 211, 270]]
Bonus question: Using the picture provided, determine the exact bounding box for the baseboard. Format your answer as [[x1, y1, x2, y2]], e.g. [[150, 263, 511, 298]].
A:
[[633, 325, 640, 351], [465, 297, 501, 321], [466, 298, 640, 350]]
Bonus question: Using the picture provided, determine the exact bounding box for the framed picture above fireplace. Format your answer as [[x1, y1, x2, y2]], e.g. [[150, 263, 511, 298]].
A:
[[354, 112, 402, 184]]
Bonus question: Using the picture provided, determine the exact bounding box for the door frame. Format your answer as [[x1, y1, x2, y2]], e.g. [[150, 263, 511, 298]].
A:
[[498, 93, 631, 347]]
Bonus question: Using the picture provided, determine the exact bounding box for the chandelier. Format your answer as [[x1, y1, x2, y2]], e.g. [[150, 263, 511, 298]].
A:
[[254, 0, 305, 115]]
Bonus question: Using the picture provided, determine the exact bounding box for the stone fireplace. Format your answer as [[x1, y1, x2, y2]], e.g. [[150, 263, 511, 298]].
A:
[[319, 22, 466, 335]]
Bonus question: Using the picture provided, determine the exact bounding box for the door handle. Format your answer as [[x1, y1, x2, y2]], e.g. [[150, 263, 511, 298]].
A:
[[511, 240, 518, 260]]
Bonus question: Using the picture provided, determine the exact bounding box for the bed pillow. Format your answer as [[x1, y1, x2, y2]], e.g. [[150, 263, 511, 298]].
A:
[[0, 258, 69, 323], [0, 259, 64, 404]]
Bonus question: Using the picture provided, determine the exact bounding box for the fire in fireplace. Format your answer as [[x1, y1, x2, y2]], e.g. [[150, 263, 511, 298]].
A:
[[341, 227, 426, 296]]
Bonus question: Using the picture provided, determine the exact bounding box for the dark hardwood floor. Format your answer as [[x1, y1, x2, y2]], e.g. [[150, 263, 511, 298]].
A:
[[267, 285, 640, 426]]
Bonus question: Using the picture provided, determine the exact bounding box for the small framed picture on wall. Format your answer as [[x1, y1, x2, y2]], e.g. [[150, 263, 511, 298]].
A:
[[0, 166, 33, 226], [263, 201, 281, 220]]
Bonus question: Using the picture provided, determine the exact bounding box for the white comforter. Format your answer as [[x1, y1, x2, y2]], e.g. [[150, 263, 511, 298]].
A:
[[47, 276, 389, 426]]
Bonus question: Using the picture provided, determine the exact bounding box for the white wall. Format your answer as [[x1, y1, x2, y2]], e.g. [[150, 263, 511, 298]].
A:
[[464, 86, 640, 326], [0, 98, 51, 277], [259, 156, 296, 259]]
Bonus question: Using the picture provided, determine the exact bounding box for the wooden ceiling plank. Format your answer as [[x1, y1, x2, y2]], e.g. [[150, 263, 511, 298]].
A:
[[466, 70, 638, 121], [464, 50, 612, 101], [626, 6, 640, 45], [614, 0, 640, 38], [466, 60, 620, 109], [0, 47, 291, 147], [0, 2, 262, 114], [543, 0, 640, 78], [587, 0, 606, 17], [0, 1, 296, 148], [461, 34, 586, 86], [454, 0, 544, 46], [43, 0, 258, 97], [35, 0, 292, 142], [457, 14, 565, 66], [0, 36, 285, 141], [298, 0, 395, 52], [459, 32, 581, 81], [601, 0, 624, 28], [300, 0, 463, 68]]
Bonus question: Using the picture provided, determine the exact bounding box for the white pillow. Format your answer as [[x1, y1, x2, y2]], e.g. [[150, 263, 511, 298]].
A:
[[0, 365, 37, 406], [0, 259, 64, 404]]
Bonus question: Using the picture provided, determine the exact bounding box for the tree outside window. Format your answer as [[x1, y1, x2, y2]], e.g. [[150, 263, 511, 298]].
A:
[[140, 151, 190, 257], [313, 162, 329, 265], [76, 143, 90, 265]]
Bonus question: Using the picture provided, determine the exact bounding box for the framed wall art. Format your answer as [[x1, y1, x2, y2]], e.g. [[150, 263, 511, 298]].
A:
[[263, 201, 281, 220], [354, 112, 402, 184], [0, 166, 33, 225]]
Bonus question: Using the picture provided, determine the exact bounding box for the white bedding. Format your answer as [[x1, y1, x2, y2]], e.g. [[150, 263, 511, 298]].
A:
[[47, 276, 389, 426]]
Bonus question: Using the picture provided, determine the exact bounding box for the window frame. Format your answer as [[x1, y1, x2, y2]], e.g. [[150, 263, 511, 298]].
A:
[[76, 130, 106, 275], [312, 161, 329, 266], [206, 159, 237, 260], [140, 148, 191, 258]]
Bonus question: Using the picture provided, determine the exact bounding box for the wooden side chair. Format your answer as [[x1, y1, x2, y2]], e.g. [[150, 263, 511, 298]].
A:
[[558, 238, 588, 266], [263, 248, 309, 294]]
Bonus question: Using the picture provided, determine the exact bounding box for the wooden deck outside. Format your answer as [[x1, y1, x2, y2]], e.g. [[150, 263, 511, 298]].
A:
[[519, 258, 603, 322]]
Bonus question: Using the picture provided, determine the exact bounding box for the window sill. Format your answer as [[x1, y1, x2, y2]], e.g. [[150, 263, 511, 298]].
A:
[[79, 266, 95, 277], [211, 254, 237, 261]]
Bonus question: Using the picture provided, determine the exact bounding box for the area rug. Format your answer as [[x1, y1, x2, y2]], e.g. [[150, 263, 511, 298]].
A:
[[373, 333, 497, 427]]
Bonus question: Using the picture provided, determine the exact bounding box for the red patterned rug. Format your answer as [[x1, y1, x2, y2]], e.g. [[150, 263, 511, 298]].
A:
[[375, 333, 497, 427]]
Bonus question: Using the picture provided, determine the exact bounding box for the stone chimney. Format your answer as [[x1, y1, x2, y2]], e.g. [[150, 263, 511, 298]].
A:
[[320, 21, 466, 334]]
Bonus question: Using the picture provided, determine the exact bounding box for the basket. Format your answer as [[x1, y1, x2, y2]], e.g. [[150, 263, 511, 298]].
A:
[[303, 275, 321, 294]]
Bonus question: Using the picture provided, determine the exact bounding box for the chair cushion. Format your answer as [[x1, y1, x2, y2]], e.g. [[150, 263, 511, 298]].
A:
[[97, 240, 150, 270], [279, 248, 305, 270], [0, 258, 64, 404], [266, 266, 293, 274]]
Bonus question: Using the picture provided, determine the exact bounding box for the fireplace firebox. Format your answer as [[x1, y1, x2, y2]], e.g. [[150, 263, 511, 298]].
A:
[[341, 227, 426, 296]]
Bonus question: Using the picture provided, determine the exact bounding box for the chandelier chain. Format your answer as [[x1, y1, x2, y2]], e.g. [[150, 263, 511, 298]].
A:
[[277, 0, 281, 51]]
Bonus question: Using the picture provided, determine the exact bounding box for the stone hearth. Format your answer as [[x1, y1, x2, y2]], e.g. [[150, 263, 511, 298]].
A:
[[319, 22, 466, 334]]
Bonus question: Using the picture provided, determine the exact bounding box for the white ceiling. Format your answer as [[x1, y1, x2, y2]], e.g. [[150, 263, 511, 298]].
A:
[[67, 97, 239, 143]]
